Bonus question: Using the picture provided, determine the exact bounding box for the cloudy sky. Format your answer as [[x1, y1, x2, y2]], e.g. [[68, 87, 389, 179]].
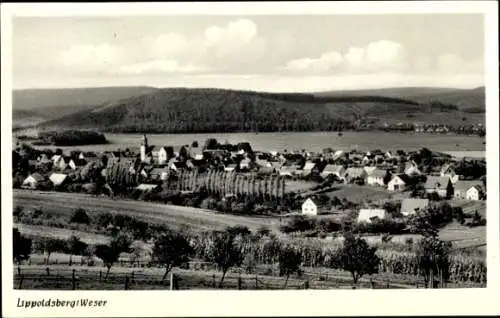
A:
[[12, 14, 484, 91]]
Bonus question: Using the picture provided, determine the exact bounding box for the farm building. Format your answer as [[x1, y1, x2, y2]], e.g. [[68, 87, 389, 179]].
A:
[[357, 209, 387, 223], [440, 164, 459, 183], [424, 176, 453, 198], [453, 180, 481, 200], [22, 173, 46, 189], [466, 185, 486, 201], [387, 174, 410, 191], [344, 168, 367, 182], [49, 173, 69, 187], [320, 164, 345, 179], [366, 169, 387, 186], [400, 198, 430, 216], [301, 198, 318, 216]]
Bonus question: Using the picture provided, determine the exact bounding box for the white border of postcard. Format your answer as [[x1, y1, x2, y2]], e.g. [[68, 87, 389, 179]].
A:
[[2, 1, 499, 317]]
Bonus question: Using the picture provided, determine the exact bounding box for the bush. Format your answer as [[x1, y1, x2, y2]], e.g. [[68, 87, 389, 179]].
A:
[[316, 218, 342, 232], [200, 197, 218, 210], [70, 208, 91, 224], [356, 219, 407, 235], [280, 215, 316, 233], [95, 212, 114, 228]]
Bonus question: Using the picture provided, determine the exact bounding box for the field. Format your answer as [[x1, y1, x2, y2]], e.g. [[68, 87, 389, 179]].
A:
[[25, 131, 486, 153], [14, 190, 282, 232], [323, 184, 410, 204]]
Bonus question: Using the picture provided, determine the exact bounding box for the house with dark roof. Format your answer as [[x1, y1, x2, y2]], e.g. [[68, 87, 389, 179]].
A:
[[366, 169, 387, 186], [424, 176, 453, 198], [453, 180, 481, 200], [387, 174, 411, 191]]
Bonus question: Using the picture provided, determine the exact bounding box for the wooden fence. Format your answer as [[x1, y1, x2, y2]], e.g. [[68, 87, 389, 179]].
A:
[[13, 266, 419, 290]]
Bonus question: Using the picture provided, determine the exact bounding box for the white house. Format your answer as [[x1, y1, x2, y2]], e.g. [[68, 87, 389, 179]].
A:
[[158, 147, 168, 165], [466, 185, 485, 201], [404, 161, 421, 175], [49, 173, 68, 187], [301, 198, 318, 216], [224, 164, 238, 172], [453, 181, 479, 200], [357, 209, 387, 223], [366, 169, 387, 186], [387, 174, 408, 191], [400, 198, 430, 216], [22, 173, 45, 189], [440, 164, 459, 184], [136, 184, 160, 191], [320, 164, 345, 179], [300, 161, 316, 177]]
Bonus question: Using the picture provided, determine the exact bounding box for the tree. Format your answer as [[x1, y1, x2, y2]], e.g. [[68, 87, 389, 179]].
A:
[[335, 233, 380, 286], [66, 235, 88, 266], [33, 237, 68, 264], [204, 229, 244, 288], [152, 231, 193, 280], [70, 208, 91, 224], [204, 138, 219, 150], [278, 245, 303, 288], [13, 228, 32, 264], [94, 244, 120, 279], [415, 236, 452, 288]]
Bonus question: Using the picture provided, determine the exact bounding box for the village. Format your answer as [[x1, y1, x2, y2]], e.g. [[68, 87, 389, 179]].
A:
[[13, 133, 486, 228]]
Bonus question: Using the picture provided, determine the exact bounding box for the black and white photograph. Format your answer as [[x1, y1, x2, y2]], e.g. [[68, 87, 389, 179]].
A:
[[2, 1, 499, 317]]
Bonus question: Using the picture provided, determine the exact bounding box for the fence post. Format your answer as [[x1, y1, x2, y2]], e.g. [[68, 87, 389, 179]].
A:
[[212, 274, 216, 288], [125, 276, 129, 290], [99, 270, 102, 281], [131, 271, 135, 283], [238, 276, 242, 290], [72, 269, 76, 290], [170, 272, 174, 290], [304, 280, 309, 289], [18, 274, 24, 289], [46, 267, 50, 276], [17, 266, 21, 276], [255, 275, 258, 289]]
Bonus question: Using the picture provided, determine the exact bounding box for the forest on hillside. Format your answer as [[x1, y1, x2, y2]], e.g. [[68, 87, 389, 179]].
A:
[[38, 88, 433, 134]]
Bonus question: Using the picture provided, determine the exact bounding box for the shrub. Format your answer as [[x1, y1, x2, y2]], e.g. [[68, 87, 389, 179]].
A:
[[278, 245, 303, 288], [152, 231, 194, 280], [200, 197, 218, 210], [13, 228, 32, 264], [70, 208, 91, 224], [316, 218, 342, 232], [95, 212, 114, 228], [280, 215, 316, 233], [13, 206, 24, 222]]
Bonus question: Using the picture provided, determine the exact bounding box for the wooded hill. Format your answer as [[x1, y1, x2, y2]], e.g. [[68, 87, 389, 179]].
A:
[[36, 88, 432, 133]]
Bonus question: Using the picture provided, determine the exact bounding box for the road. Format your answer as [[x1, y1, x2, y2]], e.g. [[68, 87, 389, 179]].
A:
[[13, 190, 281, 231]]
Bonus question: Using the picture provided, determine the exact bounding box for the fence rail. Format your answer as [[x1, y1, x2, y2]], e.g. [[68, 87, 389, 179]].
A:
[[13, 266, 427, 290]]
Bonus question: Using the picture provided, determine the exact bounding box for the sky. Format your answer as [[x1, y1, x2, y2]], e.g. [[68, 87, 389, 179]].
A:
[[12, 14, 485, 92]]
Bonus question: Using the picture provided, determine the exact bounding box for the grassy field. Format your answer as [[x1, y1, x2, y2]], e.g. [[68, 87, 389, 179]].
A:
[[323, 184, 410, 204], [285, 180, 317, 194], [14, 223, 110, 245], [14, 190, 282, 232]]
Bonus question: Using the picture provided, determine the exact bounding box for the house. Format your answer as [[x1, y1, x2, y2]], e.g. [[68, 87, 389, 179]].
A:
[[332, 150, 345, 161], [344, 168, 367, 183], [366, 169, 387, 186], [56, 156, 74, 170], [357, 209, 387, 223], [400, 198, 430, 216], [453, 180, 481, 200], [239, 157, 253, 171], [136, 184, 160, 191], [49, 173, 69, 187], [158, 147, 169, 165], [301, 198, 318, 216], [424, 176, 452, 198], [300, 161, 316, 177], [320, 164, 345, 179], [363, 166, 377, 175], [70, 158, 87, 169], [404, 161, 421, 175], [169, 161, 187, 171], [387, 174, 410, 191], [51, 154, 62, 164], [279, 165, 299, 177], [440, 164, 459, 184], [224, 164, 238, 172], [22, 173, 46, 189], [149, 168, 169, 181], [466, 185, 485, 201]]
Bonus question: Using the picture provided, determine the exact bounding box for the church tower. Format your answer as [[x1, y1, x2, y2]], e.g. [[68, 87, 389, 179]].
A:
[[140, 134, 148, 162]]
